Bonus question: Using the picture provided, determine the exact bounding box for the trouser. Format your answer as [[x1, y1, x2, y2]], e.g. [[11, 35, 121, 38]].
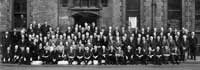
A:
[[180, 48, 188, 61], [77, 57, 84, 65], [190, 47, 196, 60], [108, 55, 116, 64], [147, 55, 154, 64], [171, 55, 180, 64], [116, 56, 124, 65], [99, 55, 107, 65], [3, 57, 12, 63], [84, 57, 91, 65], [136, 55, 143, 64], [68, 57, 74, 65], [42, 56, 49, 64], [154, 55, 162, 65], [125, 55, 133, 64], [163, 55, 170, 64]]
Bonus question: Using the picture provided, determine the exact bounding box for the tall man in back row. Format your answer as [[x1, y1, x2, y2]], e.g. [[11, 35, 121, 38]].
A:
[[189, 32, 198, 60]]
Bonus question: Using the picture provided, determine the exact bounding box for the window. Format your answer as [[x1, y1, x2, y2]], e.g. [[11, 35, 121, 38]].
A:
[[73, 0, 99, 7], [13, 0, 27, 29], [195, 0, 200, 31], [168, 0, 182, 29], [126, 0, 140, 28], [61, 0, 68, 7], [102, 0, 108, 7]]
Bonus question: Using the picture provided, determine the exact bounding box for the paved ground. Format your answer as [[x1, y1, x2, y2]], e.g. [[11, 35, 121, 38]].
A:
[[1, 64, 200, 70], [0, 56, 200, 70]]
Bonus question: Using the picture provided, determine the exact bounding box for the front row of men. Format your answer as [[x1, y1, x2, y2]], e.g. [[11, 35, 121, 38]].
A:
[[3, 37, 183, 65]]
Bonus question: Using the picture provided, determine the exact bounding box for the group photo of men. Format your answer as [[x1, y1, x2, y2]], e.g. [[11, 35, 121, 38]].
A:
[[1, 21, 198, 65]]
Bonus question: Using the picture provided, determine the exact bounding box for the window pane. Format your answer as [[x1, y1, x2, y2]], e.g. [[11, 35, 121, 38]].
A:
[[168, 0, 181, 10], [126, 0, 140, 28], [13, 0, 27, 29], [102, 0, 108, 7], [61, 0, 68, 7], [126, 0, 140, 10], [196, 0, 200, 31], [167, 0, 182, 29]]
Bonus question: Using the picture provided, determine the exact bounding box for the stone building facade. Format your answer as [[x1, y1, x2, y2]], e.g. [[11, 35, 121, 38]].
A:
[[0, 0, 200, 48]]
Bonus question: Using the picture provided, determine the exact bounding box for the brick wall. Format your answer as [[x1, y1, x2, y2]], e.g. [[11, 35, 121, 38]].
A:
[[29, 0, 58, 28], [0, 0, 11, 32]]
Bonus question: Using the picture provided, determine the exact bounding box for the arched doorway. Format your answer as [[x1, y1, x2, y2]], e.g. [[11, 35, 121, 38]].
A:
[[72, 12, 99, 26]]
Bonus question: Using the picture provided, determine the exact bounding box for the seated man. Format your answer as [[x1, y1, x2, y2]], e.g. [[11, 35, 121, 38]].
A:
[[154, 47, 162, 65], [115, 47, 124, 65], [56, 42, 66, 62], [125, 45, 133, 64], [68, 44, 76, 65], [92, 46, 99, 65], [13, 45, 20, 64], [76, 43, 84, 65], [19, 47, 26, 64], [162, 45, 171, 64], [84, 47, 92, 65], [136, 47, 144, 64], [99, 46, 107, 65], [107, 45, 116, 65], [171, 47, 180, 64], [24, 47, 32, 65], [147, 46, 154, 64], [3, 46, 12, 63]]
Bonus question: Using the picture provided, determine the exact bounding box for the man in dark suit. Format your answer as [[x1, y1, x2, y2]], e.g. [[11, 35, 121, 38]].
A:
[[189, 32, 198, 60], [19, 47, 26, 64], [115, 47, 124, 65], [76, 43, 84, 65], [2, 31, 11, 63], [35, 23, 42, 35], [136, 47, 144, 64], [171, 46, 180, 64], [181, 35, 189, 61], [99, 45, 107, 65], [128, 36, 136, 64], [154, 46, 162, 65], [41, 22, 50, 36], [68, 44, 76, 65], [107, 42, 116, 65], [84, 47, 92, 65], [4, 46, 12, 63], [11, 29, 19, 50], [92, 45, 99, 65], [13, 45, 20, 64], [122, 35, 128, 53], [125, 45, 133, 64], [24, 47, 32, 65]]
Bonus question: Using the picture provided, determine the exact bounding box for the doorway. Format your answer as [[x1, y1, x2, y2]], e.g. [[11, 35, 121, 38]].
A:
[[72, 12, 99, 27]]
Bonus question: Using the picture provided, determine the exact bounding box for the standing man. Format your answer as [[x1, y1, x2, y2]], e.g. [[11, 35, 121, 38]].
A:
[[2, 31, 11, 63], [181, 35, 189, 61], [189, 32, 198, 60]]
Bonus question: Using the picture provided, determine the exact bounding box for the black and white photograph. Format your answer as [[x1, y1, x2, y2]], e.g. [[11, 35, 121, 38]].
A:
[[0, 0, 200, 70]]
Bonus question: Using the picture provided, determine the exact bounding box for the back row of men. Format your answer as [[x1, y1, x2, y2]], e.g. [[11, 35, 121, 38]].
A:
[[1, 22, 198, 65]]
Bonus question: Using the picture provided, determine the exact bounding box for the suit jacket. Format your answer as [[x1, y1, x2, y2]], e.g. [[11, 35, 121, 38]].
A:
[[76, 48, 84, 57], [155, 49, 162, 55], [136, 48, 144, 56], [150, 40, 157, 49], [125, 48, 133, 57], [68, 48, 76, 57], [189, 36, 198, 48], [169, 40, 176, 49], [181, 39, 189, 49], [175, 38, 182, 48], [84, 49, 92, 58], [41, 24, 50, 35]]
